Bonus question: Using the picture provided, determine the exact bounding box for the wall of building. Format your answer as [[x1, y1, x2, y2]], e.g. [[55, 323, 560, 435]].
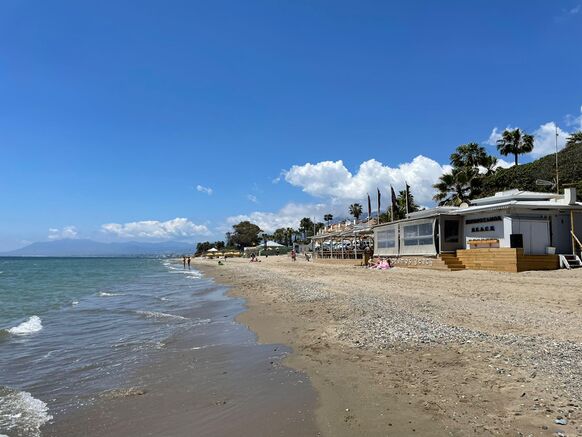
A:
[[463, 213, 507, 248], [550, 213, 571, 254]]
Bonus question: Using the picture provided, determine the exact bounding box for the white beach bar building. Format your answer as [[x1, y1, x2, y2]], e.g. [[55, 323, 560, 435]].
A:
[[373, 188, 582, 272]]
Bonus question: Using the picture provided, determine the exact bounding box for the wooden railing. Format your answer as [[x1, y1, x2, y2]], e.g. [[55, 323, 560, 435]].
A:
[[572, 230, 582, 251]]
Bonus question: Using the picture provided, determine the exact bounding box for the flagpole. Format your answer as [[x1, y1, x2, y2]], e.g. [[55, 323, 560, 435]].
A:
[[377, 188, 381, 224], [405, 182, 409, 218]]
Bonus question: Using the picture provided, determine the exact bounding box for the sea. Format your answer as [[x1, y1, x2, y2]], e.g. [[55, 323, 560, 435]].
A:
[[0, 257, 317, 437]]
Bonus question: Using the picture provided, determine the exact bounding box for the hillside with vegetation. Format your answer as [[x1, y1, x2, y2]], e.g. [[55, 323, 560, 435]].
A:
[[480, 142, 582, 200]]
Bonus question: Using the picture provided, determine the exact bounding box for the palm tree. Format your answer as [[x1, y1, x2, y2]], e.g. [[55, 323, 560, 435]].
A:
[[481, 155, 499, 175], [323, 214, 333, 225], [348, 203, 363, 220], [433, 167, 481, 206], [566, 131, 582, 148], [450, 143, 489, 169], [496, 128, 534, 166]]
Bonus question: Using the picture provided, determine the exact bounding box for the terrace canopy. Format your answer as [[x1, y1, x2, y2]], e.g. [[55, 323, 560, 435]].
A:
[[312, 220, 375, 260]]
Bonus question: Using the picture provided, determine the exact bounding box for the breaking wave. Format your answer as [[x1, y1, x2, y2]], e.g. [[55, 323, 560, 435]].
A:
[[0, 386, 52, 437], [6, 316, 43, 336]]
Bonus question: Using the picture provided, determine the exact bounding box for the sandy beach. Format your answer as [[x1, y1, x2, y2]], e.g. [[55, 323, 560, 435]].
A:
[[195, 256, 582, 436]]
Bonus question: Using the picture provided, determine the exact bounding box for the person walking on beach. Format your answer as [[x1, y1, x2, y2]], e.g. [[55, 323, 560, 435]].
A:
[[182, 256, 186, 269], [187, 256, 191, 269], [291, 249, 297, 262], [364, 245, 372, 267]]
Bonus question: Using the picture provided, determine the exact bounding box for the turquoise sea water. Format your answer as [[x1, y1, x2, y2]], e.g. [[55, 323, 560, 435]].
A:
[[0, 257, 223, 437]]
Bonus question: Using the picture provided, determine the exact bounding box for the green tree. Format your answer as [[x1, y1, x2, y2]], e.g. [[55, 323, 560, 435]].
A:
[[323, 214, 333, 225], [433, 167, 481, 206], [230, 221, 262, 249], [195, 241, 213, 254], [348, 203, 363, 220], [496, 128, 534, 166], [481, 155, 499, 176], [214, 241, 225, 250], [566, 131, 582, 148], [285, 228, 296, 246], [450, 142, 489, 169], [396, 188, 420, 218], [273, 228, 287, 245], [299, 217, 315, 241]]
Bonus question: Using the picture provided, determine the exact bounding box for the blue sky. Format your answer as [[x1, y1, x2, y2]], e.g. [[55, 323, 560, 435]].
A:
[[1, 0, 581, 250]]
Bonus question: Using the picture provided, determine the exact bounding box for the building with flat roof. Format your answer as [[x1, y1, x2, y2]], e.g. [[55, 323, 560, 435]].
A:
[[372, 188, 582, 272]]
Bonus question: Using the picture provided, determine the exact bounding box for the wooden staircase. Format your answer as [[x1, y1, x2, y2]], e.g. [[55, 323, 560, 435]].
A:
[[439, 253, 466, 271], [559, 254, 582, 269]]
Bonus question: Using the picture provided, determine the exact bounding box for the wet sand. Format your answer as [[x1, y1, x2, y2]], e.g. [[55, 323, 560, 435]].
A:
[[44, 276, 319, 437], [196, 256, 582, 436]]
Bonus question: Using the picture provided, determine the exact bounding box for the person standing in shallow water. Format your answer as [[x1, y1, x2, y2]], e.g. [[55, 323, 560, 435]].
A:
[[183, 256, 186, 269], [187, 256, 191, 269]]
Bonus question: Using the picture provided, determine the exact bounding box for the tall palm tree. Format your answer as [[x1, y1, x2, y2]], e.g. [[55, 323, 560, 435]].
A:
[[450, 143, 488, 169], [433, 167, 481, 206], [348, 203, 363, 220], [496, 128, 534, 166], [566, 131, 582, 148], [323, 214, 333, 225]]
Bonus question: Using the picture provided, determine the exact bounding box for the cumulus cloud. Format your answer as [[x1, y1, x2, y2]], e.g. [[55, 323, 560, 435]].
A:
[[226, 202, 333, 233], [531, 122, 569, 157], [196, 185, 213, 195], [48, 226, 78, 240], [283, 156, 450, 206], [101, 218, 210, 239], [486, 123, 569, 159]]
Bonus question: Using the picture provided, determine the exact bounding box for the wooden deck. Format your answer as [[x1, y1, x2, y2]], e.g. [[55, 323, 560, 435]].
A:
[[456, 248, 559, 272]]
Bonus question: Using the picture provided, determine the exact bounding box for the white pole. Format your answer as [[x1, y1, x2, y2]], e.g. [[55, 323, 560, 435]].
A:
[[555, 125, 560, 195]]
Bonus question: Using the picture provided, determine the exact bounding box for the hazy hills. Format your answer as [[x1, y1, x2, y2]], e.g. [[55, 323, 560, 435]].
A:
[[0, 239, 194, 257]]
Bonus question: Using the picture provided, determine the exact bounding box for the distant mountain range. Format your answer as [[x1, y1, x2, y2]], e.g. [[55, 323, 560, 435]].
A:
[[0, 239, 194, 257]]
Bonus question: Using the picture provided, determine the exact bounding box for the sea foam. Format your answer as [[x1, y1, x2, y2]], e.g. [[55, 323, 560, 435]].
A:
[[99, 291, 123, 297], [0, 387, 53, 437], [135, 310, 188, 321], [7, 316, 43, 335]]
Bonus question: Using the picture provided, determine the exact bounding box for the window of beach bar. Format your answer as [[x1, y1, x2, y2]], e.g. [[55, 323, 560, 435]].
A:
[[375, 225, 398, 255], [400, 219, 436, 255]]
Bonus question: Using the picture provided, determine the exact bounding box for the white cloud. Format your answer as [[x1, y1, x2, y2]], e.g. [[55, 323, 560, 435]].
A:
[[494, 158, 514, 169], [485, 127, 505, 146], [101, 218, 210, 239], [283, 156, 450, 206], [48, 226, 78, 240], [485, 120, 570, 159], [531, 122, 569, 157], [570, 4, 581, 14], [247, 194, 258, 203], [196, 185, 213, 195], [566, 105, 582, 131], [226, 202, 333, 233]]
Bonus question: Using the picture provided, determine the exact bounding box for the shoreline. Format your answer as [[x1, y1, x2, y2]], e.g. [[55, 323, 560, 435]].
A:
[[42, 261, 319, 437], [195, 256, 582, 436]]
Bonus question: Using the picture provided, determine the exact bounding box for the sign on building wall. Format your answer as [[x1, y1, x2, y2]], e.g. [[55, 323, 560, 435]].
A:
[[465, 215, 503, 235]]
